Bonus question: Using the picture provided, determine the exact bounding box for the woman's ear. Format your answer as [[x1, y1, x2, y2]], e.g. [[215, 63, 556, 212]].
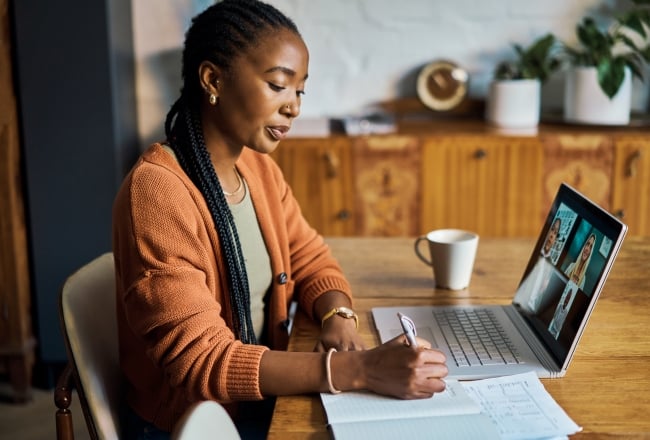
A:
[[198, 61, 221, 97]]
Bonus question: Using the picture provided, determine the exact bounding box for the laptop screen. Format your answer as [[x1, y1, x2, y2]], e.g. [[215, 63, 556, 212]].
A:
[[512, 183, 627, 367]]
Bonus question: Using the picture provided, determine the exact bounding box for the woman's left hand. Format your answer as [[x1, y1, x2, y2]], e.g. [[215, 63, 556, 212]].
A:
[[314, 316, 367, 352]]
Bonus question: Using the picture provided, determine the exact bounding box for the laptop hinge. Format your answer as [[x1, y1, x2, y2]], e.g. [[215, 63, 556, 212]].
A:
[[504, 306, 562, 376]]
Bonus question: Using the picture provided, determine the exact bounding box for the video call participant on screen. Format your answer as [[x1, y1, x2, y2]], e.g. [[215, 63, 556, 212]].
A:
[[515, 217, 562, 314], [548, 281, 579, 339], [564, 233, 596, 290]]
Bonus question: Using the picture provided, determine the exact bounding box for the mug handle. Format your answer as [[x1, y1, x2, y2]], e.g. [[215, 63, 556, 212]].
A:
[[414, 236, 433, 266]]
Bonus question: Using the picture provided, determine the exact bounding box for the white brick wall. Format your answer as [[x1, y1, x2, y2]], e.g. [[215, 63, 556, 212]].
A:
[[133, 0, 648, 146]]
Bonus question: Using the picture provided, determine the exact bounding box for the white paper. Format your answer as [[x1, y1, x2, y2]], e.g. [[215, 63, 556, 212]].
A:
[[322, 380, 500, 440], [321, 371, 582, 440], [329, 414, 501, 440], [321, 380, 480, 424], [460, 371, 582, 440]]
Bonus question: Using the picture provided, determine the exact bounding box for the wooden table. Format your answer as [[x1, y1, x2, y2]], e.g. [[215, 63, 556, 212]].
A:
[[267, 237, 650, 439]]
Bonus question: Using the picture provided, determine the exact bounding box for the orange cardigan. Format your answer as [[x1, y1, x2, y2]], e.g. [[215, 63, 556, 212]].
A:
[[112, 144, 352, 431]]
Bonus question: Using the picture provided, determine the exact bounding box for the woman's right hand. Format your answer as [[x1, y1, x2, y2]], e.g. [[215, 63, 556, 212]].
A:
[[358, 336, 448, 399]]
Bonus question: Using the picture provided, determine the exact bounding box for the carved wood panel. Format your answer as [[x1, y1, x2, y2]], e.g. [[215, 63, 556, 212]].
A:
[[612, 136, 650, 236], [352, 136, 421, 236], [541, 134, 614, 211]]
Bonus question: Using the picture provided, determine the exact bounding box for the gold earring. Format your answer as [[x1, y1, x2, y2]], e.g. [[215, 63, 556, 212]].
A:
[[209, 94, 217, 105]]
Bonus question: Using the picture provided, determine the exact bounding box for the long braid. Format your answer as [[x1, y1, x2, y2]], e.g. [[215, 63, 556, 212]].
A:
[[171, 104, 256, 343], [164, 0, 300, 344]]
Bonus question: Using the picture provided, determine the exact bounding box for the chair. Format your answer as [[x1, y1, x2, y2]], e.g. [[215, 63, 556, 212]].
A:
[[54, 253, 242, 440], [54, 253, 122, 440], [171, 401, 241, 440]]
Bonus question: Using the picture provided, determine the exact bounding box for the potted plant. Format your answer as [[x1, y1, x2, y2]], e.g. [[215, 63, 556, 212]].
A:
[[560, 0, 650, 125], [486, 33, 559, 129]]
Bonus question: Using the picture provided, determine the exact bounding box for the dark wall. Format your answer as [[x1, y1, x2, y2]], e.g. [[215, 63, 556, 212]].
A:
[[12, 0, 139, 375]]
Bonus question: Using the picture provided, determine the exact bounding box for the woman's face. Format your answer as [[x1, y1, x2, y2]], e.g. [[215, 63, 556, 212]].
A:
[[581, 235, 595, 261], [544, 221, 559, 252], [207, 28, 309, 155]]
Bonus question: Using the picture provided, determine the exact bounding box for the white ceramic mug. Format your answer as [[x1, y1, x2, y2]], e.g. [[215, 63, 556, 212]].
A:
[[414, 229, 479, 290]]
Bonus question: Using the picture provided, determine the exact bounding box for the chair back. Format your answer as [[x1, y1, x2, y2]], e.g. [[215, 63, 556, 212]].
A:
[[59, 252, 122, 440], [171, 401, 241, 440]]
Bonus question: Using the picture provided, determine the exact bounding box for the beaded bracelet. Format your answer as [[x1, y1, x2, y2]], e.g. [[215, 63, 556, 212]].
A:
[[325, 347, 342, 394]]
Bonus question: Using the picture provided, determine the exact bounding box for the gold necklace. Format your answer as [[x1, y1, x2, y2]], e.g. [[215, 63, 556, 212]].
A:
[[222, 167, 243, 197]]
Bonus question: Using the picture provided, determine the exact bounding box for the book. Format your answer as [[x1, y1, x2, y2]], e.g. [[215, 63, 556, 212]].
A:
[[321, 371, 581, 440]]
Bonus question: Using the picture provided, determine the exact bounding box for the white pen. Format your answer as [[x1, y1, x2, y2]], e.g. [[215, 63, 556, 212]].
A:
[[397, 312, 418, 348]]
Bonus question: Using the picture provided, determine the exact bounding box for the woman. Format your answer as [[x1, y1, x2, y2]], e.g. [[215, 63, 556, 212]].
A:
[[112, 1, 447, 438], [564, 233, 596, 290], [548, 281, 579, 339], [515, 217, 561, 314], [541, 217, 561, 262]]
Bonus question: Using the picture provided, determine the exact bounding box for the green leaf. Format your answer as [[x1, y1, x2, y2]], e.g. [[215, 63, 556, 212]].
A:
[[493, 33, 559, 81], [597, 59, 626, 99], [513, 44, 525, 57], [494, 62, 518, 80], [528, 34, 555, 58], [577, 18, 608, 53], [562, 0, 649, 91]]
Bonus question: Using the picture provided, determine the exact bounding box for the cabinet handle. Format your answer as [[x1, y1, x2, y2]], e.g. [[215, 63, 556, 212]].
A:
[[323, 151, 339, 178], [336, 209, 351, 220], [625, 150, 642, 178], [474, 149, 487, 160]]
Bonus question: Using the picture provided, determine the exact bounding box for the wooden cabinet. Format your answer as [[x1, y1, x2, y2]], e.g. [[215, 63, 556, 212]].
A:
[[276, 121, 648, 238], [0, 0, 35, 402], [612, 135, 650, 236], [274, 135, 425, 236], [420, 135, 543, 237], [540, 134, 614, 212], [351, 136, 421, 236], [538, 132, 650, 237], [276, 132, 544, 237], [271, 137, 355, 236]]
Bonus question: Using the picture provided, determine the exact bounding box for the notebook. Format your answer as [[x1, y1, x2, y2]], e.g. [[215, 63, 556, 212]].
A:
[[372, 183, 627, 379]]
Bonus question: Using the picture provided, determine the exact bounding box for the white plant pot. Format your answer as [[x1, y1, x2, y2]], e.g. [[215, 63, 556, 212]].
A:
[[485, 79, 541, 129], [564, 66, 632, 125]]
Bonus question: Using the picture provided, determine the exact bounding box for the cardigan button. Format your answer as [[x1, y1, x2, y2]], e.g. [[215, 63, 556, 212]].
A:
[[277, 272, 288, 284]]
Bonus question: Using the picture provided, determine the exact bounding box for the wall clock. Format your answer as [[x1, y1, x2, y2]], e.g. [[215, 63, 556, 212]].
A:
[[416, 60, 469, 112]]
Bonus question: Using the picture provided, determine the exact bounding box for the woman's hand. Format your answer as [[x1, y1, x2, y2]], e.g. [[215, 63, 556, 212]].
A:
[[360, 336, 448, 399], [314, 315, 367, 352]]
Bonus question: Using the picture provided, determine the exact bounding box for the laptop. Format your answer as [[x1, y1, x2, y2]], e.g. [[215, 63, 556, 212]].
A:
[[372, 183, 627, 379]]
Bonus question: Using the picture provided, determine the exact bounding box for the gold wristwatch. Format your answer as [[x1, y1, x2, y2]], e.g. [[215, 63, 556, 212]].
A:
[[321, 306, 359, 329]]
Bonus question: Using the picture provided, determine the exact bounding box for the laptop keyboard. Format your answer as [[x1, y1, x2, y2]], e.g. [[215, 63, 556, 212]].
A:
[[434, 309, 522, 367]]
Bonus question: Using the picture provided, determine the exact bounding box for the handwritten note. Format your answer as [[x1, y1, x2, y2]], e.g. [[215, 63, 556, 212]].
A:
[[460, 371, 582, 440]]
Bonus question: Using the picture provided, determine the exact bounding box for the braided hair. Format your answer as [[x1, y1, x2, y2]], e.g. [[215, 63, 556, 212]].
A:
[[164, 0, 300, 344]]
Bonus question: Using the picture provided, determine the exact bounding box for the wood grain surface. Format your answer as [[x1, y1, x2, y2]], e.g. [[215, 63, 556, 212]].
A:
[[268, 237, 650, 439]]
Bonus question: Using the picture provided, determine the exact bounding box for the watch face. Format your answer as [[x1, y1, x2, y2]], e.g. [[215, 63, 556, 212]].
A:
[[337, 307, 355, 318], [417, 60, 469, 111]]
